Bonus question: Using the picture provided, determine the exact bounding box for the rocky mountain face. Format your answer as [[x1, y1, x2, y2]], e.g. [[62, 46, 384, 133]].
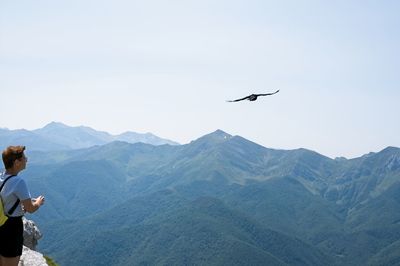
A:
[[19, 218, 48, 266], [19, 247, 48, 266], [17, 129, 400, 265]]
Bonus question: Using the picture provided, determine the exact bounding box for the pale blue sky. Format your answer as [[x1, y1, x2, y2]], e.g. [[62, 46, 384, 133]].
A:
[[1, 0, 399, 158]]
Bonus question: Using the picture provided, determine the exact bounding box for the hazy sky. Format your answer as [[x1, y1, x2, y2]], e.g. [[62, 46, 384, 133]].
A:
[[1, 0, 399, 158]]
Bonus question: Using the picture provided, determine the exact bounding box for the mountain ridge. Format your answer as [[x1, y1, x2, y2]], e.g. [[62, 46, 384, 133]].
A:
[[4, 125, 399, 265], [0, 121, 179, 150]]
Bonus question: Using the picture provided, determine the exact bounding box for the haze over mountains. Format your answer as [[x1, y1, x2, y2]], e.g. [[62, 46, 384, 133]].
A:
[[0, 122, 178, 151], [2, 123, 399, 265]]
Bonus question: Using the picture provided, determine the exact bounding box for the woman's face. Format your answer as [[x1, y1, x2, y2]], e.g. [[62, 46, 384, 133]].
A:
[[16, 153, 28, 170]]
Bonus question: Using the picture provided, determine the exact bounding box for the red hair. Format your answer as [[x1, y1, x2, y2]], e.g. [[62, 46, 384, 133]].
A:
[[2, 145, 26, 169]]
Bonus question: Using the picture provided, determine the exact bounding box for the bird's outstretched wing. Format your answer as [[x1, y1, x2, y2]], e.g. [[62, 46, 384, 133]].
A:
[[256, 90, 280, 96], [226, 95, 251, 102]]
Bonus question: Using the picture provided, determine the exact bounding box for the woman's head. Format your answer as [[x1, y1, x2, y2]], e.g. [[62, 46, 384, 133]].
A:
[[2, 145, 27, 170]]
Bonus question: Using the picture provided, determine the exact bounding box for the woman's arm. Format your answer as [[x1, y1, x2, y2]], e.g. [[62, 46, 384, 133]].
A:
[[22, 196, 45, 213]]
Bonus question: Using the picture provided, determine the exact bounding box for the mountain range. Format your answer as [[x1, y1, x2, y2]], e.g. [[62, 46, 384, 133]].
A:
[[0, 122, 178, 151], [4, 125, 399, 265]]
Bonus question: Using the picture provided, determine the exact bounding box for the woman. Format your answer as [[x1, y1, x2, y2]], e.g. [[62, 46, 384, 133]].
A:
[[0, 146, 45, 266]]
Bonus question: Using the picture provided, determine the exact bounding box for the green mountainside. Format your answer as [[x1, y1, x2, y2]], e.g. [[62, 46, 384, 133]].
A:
[[41, 191, 334, 266], [20, 130, 400, 265]]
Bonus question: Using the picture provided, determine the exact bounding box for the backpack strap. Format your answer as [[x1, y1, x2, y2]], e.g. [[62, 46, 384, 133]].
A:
[[7, 199, 20, 216], [0, 175, 16, 191], [0, 175, 20, 216]]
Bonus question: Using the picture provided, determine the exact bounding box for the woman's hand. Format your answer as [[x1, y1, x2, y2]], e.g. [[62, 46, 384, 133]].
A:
[[34, 196, 45, 206], [23, 196, 45, 213]]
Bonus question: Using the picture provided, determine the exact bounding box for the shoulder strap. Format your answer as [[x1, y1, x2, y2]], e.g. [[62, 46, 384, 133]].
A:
[[0, 174, 16, 192], [0, 175, 20, 216], [8, 199, 20, 216]]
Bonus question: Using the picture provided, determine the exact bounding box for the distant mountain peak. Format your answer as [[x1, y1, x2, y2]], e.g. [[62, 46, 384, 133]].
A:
[[16, 122, 180, 149], [192, 129, 232, 144], [116, 131, 179, 145], [42, 121, 69, 129], [185, 130, 234, 153], [381, 146, 400, 154], [207, 129, 232, 139], [214, 129, 231, 136]]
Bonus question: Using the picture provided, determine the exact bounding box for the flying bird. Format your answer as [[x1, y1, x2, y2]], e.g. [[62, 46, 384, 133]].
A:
[[227, 90, 280, 102]]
